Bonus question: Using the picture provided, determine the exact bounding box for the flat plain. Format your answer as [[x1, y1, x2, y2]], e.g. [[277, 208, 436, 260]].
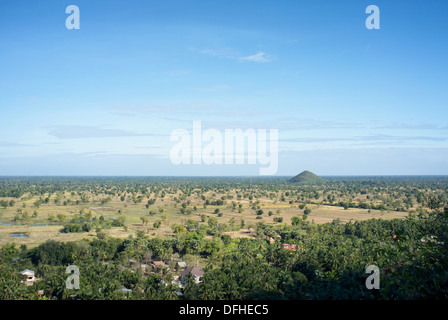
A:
[[0, 177, 415, 248]]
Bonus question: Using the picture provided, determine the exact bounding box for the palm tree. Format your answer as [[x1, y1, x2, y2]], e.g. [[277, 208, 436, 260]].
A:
[[144, 283, 156, 300], [205, 252, 221, 270], [36, 263, 51, 278], [0, 279, 19, 299]]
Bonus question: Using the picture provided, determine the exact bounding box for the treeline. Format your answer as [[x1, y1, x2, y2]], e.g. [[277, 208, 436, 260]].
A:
[[62, 211, 125, 233], [1, 177, 447, 214]]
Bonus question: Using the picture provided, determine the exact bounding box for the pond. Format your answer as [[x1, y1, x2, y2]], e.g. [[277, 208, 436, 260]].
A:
[[30, 222, 50, 227], [10, 232, 29, 239], [1, 222, 51, 227]]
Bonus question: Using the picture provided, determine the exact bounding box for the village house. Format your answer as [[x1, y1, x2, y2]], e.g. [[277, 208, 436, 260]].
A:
[[283, 243, 300, 251], [128, 258, 139, 267], [151, 260, 169, 270], [20, 269, 36, 286], [181, 266, 204, 284], [140, 263, 148, 274]]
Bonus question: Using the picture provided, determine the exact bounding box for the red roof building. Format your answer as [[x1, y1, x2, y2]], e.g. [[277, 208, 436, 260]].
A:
[[283, 243, 300, 251]]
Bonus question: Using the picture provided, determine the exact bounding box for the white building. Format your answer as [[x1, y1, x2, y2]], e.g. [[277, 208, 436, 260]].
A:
[[20, 269, 36, 286]]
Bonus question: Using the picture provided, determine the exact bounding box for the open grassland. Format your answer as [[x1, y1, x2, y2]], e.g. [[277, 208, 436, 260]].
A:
[[0, 190, 409, 248], [2, 175, 445, 248]]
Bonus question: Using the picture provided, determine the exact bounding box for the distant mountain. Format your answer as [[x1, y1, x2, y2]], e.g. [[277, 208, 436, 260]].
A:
[[289, 170, 325, 184]]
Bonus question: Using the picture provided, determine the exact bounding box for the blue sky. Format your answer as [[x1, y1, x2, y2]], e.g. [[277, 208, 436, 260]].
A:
[[1, 0, 447, 176]]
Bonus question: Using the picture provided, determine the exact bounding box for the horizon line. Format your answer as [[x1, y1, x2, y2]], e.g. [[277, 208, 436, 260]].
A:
[[1, 174, 448, 178]]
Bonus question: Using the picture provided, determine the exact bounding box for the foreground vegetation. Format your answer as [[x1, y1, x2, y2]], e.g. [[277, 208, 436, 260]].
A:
[[0, 176, 447, 299]]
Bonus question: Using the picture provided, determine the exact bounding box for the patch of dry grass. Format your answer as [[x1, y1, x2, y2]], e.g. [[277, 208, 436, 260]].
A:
[[0, 192, 410, 248]]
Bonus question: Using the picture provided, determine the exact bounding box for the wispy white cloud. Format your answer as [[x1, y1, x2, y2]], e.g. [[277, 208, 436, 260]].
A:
[[238, 52, 276, 63], [375, 122, 441, 130], [195, 117, 359, 131], [192, 46, 276, 63], [0, 141, 33, 147], [47, 126, 159, 139], [282, 135, 447, 144], [109, 102, 271, 119], [193, 47, 240, 59]]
